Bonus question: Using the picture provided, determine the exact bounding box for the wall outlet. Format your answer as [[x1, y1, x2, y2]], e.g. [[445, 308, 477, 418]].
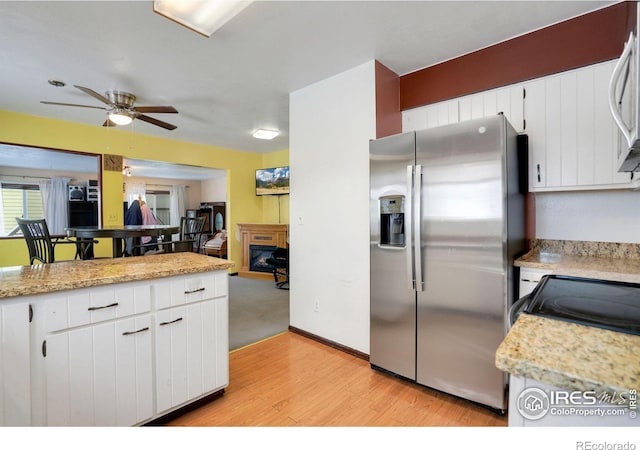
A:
[[314, 299, 320, 312]]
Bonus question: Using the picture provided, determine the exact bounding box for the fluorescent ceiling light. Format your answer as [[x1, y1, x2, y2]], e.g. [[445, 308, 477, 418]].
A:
[[153, 0, 254, 37], [252, 129, 279, 140], [108, 110, 133, 126]]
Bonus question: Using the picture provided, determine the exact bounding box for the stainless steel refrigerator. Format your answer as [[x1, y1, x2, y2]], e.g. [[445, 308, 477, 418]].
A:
[[369, 114, 524, 411]]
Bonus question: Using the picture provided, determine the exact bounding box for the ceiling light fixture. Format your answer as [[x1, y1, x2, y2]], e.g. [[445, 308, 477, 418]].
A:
[[108, 109, 133, 126], [252, 128, 279, 140], [153, 0, 254, 37]]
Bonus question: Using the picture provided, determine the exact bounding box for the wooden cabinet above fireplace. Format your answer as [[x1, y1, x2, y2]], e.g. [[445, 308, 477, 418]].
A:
[[237, 223, 288, 279]]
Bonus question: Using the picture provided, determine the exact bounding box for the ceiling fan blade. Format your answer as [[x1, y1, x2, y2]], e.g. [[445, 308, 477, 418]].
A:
[[102, 118, 117, 127], [74, 85, 112, 105], [136, 114, 177, 130], [134, 106, 178, 114], [41, 101, 107, 110]]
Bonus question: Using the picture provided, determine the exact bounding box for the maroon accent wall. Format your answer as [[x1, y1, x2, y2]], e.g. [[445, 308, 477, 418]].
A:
[[400, 1, 637, 110], [375, 61, 402, 138]]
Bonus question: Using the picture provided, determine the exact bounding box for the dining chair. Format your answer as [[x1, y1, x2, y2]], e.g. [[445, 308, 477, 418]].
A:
[[173, 216, 206, 253], [156, 216, 206, 253], [16, 217, 95, 264]]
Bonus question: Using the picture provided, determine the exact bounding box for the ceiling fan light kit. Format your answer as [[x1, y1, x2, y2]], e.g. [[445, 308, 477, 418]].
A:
[[108, 109, 133, 126], [252, 128, 279, 140], [153, 0, 254, 37]]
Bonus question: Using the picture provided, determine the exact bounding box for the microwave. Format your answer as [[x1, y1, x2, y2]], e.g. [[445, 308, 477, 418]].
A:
[[609, 10, 640, 172], [68, 185, 85, 201]]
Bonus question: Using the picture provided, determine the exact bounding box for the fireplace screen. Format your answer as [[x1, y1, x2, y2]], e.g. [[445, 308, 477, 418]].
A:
[[249, 245, 278, 273]]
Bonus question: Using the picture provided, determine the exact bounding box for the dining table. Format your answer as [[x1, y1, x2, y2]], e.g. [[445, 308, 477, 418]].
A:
[[66, 224, 180, 258]]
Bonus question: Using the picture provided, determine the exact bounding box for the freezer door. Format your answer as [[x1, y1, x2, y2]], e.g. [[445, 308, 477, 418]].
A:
[[369, 131, 416, 380], [415, 116, 510, 409]]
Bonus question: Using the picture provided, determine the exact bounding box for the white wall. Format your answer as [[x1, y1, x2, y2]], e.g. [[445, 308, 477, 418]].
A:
[[535, 190, 640, 243], [289, 60, 376, 353], [202, 177, 226, 203]]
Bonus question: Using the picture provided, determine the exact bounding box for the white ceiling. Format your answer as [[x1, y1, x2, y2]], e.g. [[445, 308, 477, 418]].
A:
[[0, 0, 614, 163]]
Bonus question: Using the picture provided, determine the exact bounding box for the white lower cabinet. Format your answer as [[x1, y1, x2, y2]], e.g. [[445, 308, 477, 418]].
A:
[[155, 298, 228, 414], [518, 267, 553, 298], [0, 300, 31, 426], [45, 315, 153, 426], [13, 269, 230, 427]]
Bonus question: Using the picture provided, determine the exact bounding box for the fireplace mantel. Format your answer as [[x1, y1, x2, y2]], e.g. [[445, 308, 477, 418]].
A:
[[237, 223, 288, 279]]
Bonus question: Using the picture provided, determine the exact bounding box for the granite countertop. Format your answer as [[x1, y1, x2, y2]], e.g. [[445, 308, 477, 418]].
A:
[[496, 314, 639, 394], [0, 252, 235, 300], [497, 239, 640, 394]]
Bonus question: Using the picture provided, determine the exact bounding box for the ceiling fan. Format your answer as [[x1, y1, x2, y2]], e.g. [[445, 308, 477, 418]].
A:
[[41, 85, 178, 130]]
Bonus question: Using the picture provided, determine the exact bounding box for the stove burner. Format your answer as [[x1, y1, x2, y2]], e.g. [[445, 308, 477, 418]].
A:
[[523, 275, 640, 335]]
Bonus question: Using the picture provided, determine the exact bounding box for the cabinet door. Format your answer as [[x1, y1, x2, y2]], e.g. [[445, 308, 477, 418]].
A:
[[155, 297, 228, 415], [525, 61, 637, 191], [459, 85, 524, 132], [0, 301, 31, 426], [45, 315, 153, 426], [402, 99, 459, 132], [524, 79, 548, 189]]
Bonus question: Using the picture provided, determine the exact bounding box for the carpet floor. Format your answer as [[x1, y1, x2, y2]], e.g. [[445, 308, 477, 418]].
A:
[[228, 275, 290, 350]]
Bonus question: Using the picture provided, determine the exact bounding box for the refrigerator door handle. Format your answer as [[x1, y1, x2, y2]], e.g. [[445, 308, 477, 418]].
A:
[[414, 164, 424, 291], [406, 165, 415, 291]]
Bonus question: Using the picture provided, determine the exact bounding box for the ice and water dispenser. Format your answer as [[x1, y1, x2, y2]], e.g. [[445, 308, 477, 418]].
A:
[[379, 195, 405, 247]]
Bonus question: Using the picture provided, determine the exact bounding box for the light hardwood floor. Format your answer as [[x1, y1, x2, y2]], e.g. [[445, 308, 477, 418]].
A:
[[167, 331, 507, 427]]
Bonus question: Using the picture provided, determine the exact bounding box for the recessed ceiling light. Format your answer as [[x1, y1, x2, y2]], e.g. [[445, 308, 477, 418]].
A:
[[48, 80, 66, 87], [252, 129, 279, 140]]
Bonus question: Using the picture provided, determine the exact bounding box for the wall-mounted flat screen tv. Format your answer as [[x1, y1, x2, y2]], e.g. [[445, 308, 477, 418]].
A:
[[256, 166, 290, 196]]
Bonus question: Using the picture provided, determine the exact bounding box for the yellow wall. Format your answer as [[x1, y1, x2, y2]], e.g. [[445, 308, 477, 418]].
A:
[[0, 110, 289, 270], [260, 149, 290, 224]]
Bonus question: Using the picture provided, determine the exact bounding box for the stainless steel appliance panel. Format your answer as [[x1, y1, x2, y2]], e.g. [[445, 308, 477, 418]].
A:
[[370, 131, 416, 380], [609, 7, 640, 172], [414, 116, 510, 409]]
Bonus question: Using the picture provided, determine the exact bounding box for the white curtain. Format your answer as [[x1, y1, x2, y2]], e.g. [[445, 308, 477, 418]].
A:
[[124, 182, 146, 207], [0, 182, 4, 235], [170, 184, 186, 227], [39, 177, 70, 235]]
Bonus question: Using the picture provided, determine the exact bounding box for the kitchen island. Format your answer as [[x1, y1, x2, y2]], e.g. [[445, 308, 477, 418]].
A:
[[0, 253, 234, 426], [496, 239, 640, 426]]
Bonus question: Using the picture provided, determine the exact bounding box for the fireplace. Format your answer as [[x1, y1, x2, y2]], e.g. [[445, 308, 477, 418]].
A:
[[237, 223, 288, 279], [249, 245, 278, 273]]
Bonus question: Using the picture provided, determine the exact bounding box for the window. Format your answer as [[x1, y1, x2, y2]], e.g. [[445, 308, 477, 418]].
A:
[[145, 190, 170, 225], [1, 183, 43, 236]]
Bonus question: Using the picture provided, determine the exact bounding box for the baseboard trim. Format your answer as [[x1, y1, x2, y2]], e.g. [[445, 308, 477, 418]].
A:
[[143, 388, 225, 426], [288, 326, 369, 361]]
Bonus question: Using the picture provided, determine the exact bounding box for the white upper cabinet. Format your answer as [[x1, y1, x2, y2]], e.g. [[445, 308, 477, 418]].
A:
[[403, 99, 459, 132], [403, 60, 638, 192], [459, 85, 525, 133], [524, 60, 638, 192], [403, 85, 524, 134]]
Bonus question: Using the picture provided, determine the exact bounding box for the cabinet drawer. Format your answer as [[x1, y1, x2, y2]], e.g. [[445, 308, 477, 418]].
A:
[[518, 267, 553, 298], [153, 271, 228, 310], [45, 282, 151, 332]]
